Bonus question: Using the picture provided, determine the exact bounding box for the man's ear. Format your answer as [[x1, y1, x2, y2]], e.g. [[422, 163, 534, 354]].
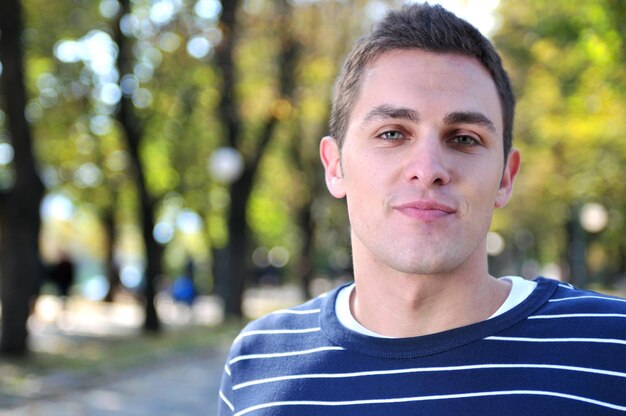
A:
[[495, 148, 521, 208], [320, 136, 346, 199]]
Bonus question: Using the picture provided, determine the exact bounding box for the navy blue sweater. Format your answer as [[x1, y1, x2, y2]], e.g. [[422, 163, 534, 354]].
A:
[[219, 278, 626, 415]]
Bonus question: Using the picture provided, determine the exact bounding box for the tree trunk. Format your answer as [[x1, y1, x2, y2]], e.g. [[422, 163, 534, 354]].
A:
[[103, 208, 121, 302], [296, 204, 315, 299], [566, 205, 588, 288], [113, 0, 161, 331], [0, 0, 45, 355], [223, 167, 254, 316], [216, 0, 299, 317]]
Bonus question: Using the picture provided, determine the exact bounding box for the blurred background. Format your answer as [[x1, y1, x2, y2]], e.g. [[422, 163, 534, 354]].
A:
[[0, 0, 624, 413]]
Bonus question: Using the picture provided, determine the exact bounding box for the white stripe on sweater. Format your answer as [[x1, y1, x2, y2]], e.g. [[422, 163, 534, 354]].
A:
[[549, 295, 626, 303], [229, 346, 345, 365], [271, 308, 321, 315], [233, 363, 626, 391], [234, 389, 626, 416], [233, 327, 321, 344], [219, 390, 235, 412], [529, 313, 626, 319], [486, 336, 626, 345]]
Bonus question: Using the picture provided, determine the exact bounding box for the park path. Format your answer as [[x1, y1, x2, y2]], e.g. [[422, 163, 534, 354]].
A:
[[0, 346, 228, 416], [0, 294, 234, 416], [0, 287, 305, 415]]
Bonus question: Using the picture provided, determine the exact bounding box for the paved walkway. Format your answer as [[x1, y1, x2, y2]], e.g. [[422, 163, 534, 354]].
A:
[[0, 287, 305, 415], [0, 295, 232, 416], [0, 347, 228, 415]]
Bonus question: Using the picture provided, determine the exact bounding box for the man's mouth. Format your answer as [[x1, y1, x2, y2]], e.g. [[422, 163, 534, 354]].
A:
[[394, 200, 456, 221]]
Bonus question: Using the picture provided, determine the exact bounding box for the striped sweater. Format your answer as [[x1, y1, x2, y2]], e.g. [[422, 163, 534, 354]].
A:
[[219, 277, 626, 415]]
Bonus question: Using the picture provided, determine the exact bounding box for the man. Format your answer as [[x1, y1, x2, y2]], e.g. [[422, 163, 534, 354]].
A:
[[219, 4, 626, 415]]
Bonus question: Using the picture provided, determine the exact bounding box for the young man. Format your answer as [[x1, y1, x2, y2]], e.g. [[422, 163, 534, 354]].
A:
[[219, 4, 626, 415]]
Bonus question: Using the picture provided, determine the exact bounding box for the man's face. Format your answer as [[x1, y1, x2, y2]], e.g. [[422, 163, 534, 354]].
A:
[[321, 49, 519, 276]]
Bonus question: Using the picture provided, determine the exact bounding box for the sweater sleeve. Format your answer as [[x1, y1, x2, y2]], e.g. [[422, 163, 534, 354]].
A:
[[218, 359, 235, 416]]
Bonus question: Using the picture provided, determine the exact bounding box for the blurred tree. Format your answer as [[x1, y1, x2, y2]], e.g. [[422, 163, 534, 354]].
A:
[[20, 0, 222, 319], [112, 0, 162, 332], [280, 1, 367, 297], [214, 0, 310, 316], [22, 0, 128, 308], [0, 0, 396, 327], [0, 0, 45, 355], [214, 0, 375, 314], [493, 0, 626, 286]]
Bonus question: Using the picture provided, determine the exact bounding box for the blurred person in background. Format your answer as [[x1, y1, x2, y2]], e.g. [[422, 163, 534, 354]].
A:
[[49, 252, 75, 306], [218, 3, 626, 415], [171, 258, 197, 307]]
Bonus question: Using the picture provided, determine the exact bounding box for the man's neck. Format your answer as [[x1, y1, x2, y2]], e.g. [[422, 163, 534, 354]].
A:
[[350, 251, 511, 338]]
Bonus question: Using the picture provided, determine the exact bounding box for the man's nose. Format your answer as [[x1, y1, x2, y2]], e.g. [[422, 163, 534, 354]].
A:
[[403, 134, 451, 187]]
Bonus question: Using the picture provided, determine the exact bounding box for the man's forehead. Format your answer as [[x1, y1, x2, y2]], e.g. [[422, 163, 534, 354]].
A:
[[362, 49, 493, 83], [357, 51, 497, 102], [346, 49, 502, 127]]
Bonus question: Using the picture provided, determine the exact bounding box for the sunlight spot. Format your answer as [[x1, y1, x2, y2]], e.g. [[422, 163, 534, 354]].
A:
[[158, 32, 181, 52], [154, 222, 174, 244], [208, 147, 244, 183], [195, 0, 222, 20], [83, 276, 110, 301], [74, 163, 103, 188], [132, 88, 153, 108], [0, 143, 14, 165], [120, 74, 139, 96], [268, 247, 289, 268], [41, 193, 75, 221], [187, 36, 211, 59], [99, 82, 122, 105], [580, 203, 608, 233], [120, 14, 139, 37], [150, 0, 176, 25], [414, 0, 501, 35], [120, 264, 143, 289], [54, 40, 82, 63], [486, 231, 505, 256], [89, 115, 113, 136], [176, 210, 203, 234], [99, 0, 120, 19], [25, 101, 43, 123], [133, 62, 154, 82]]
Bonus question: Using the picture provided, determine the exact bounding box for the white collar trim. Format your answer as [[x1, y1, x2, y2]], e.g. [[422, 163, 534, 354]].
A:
[[335, 276, 537, 338]]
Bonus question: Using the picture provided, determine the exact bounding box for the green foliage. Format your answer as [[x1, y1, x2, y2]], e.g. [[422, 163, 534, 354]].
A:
[[12, 0, 397, 294], [493, 0, 626, 282]]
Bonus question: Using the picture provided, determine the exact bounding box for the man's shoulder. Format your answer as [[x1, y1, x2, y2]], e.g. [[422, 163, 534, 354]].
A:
[[226, 290, 333, 357], [529, 277, 626, 334], [250, 296, 325, 329], [541, 278, 626, 312]]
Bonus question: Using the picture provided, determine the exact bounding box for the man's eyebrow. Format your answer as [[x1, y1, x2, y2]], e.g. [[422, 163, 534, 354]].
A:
[[363, 105, 420, 124], [444, 111, 496, 133]]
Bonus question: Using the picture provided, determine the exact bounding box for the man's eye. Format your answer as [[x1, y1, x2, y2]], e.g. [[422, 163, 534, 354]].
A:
[[378, 131, 404, 141], [451, 135, 478, 146]]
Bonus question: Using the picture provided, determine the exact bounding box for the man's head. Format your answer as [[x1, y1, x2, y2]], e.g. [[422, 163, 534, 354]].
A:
[[320, 3, 521, 277], [329, 3, 515, 160]]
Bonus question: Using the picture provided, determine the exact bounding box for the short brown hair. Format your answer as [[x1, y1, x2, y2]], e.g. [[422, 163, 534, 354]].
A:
[[329, 3, 515, 159]]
